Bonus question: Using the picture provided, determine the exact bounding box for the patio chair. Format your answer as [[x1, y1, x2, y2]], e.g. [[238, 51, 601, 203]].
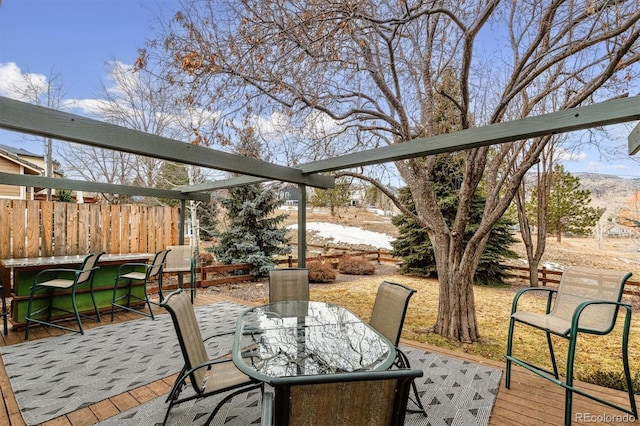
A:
[[24, 252, 104, 339], [268, 268, 309, 302], [505, 266, 638, 426], [260, 368, 423, 426], [161, 289, 262, 426], [369, 280, 427, 416], [163, 245, 196, 302], [0, 275, 8, 335], [110, 249, 170, 321]]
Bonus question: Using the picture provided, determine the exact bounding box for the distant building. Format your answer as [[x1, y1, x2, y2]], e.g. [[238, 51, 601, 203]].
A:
[[0, 143, 95, 202], [0, 143, 47, 200]]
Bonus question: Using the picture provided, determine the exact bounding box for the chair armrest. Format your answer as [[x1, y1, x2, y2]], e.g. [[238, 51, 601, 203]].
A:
[[511, 287, 557, 315], [260, 390, 274, 426], [572, 300, 632, 335]]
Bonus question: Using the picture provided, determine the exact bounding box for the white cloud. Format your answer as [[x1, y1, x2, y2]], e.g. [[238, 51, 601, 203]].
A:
[[556, 147, 588, 162], [0, 62, 48, 101]]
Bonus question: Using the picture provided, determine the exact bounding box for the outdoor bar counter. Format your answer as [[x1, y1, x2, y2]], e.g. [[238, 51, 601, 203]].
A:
[[0, 253, 154, 325]]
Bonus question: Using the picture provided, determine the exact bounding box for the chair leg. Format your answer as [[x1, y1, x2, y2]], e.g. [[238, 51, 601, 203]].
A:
[[70, 288, 84, 335], [190, 273, 196, 302], [89, 283, 101, 322], [0, 287, 7, 336], [397, 349, 427, 416], [112, 277, 155, 320], [143, 280, 155, 320], [505, 317, 515, 389], [24, 284, 38, 340], [545, 331, 559, 379], [203, 385, 263, 426]]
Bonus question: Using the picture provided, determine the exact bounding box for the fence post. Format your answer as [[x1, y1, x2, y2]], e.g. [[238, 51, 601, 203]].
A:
[[288, 255, 293, 268], [377, 249, 381, 264], [541, 266, 547, 287]]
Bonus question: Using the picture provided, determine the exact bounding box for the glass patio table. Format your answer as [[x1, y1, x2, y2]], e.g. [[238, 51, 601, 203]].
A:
[[232, 300, 396, 383]]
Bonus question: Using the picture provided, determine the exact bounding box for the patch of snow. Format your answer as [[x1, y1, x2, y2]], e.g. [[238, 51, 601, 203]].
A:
[[287, 222, 395, 250]]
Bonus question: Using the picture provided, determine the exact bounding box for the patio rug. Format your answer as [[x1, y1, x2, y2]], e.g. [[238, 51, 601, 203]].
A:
[[1, 300, 502, 426], [0, 301, 245, 425], [96, 346, 503, 426]]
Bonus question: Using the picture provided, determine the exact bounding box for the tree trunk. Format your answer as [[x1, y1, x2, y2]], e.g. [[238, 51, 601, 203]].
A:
[[434, 260, 479, 342]]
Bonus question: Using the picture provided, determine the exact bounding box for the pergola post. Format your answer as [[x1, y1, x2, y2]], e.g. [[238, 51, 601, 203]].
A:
[[297, 184, 307, 268], [179, 199, 186, 245]]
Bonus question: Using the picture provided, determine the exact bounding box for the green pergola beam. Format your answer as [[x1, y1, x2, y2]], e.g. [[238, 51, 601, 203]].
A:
[[0, 96, 334, 189], [0, 172, 211, 201], [178, 175, 270, 192], [629, 122, 640, 156], [299, 96, 640, 173]]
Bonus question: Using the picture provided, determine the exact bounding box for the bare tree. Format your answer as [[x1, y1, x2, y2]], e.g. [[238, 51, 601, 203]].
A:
[[514, 140, 554, 287], [9, 68, 67, 200], [147, 0, 640, 342]]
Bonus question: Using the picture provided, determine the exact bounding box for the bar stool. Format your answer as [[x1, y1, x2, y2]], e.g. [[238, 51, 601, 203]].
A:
[[163, 245, 196, 302], [0, 276, 8, 335], [110, 249, 170, 321], [24, 252, 104, 339]]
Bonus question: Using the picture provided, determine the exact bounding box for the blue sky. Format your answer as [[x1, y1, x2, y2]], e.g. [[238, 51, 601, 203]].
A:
[[0, 0, 639, 178]]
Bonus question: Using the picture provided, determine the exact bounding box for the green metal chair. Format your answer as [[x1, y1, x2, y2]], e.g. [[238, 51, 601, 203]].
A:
[[505, 266, 638, 426], [110, 249, 170, 321], [369, 280, 427, 416], [24, 252, 104, 338], [0, 275, 8, 335], [161, 289, 262, 426], [163, 245, 196, 302], [260, 368, 423, 426], [268, 268, 309, 303]]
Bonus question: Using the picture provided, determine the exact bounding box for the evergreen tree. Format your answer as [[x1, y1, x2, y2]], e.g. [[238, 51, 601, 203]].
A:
[[213, 128, 290, 276], [214, 184, 291, 276], [529, 165, 602, 242], [391, 156, 517, 285]]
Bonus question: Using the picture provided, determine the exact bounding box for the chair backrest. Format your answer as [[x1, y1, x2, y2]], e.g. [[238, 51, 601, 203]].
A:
[[551, 266, 631, 333], [147, 249, 171, 279], [164, 245, 193, 273], [77, 252, 105, 284], [369, 281, 416, 346], [269, 268, 309, 302], [161, 290, 209, 393], [270, 368, 423, 426]]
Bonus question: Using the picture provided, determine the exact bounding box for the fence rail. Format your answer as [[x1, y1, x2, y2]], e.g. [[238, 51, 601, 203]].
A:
[[506, 265, 640, 295]]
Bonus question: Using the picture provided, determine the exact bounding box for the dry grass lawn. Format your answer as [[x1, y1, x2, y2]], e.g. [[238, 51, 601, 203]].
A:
[[294, 273, 640, 387]]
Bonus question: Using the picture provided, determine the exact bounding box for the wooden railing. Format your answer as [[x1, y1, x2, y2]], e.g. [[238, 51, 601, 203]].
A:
[[198, 263, 254, 288], [507, 265, 640, 295], [280, 245, 396, 267]]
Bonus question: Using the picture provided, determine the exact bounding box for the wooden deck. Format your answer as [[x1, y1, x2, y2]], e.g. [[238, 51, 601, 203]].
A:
[[0, 293, 637, 426]]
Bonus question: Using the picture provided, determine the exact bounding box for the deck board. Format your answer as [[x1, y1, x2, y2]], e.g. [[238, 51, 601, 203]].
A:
[[0, 293, 637, 426]]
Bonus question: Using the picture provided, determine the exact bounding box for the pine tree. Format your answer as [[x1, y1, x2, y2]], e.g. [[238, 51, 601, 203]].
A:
[[214, 184, 291, 277], [529, 165, 602, 242], [391, 156, 517, 285]]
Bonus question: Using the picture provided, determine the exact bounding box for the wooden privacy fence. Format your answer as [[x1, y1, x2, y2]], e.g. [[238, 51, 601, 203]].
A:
[[0, 199, 180, 259]]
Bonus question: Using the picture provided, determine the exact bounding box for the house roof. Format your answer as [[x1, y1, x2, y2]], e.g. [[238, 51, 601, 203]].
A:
[[0, 143, 43, 175], [0, 143, 41, 158]]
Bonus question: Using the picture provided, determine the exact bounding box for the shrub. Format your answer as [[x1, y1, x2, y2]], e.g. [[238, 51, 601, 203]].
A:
[[579, 370, 640, 394], [338, 255, 376, 275], [200, 252, 215, 266], [307, 260, 337, 283]]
